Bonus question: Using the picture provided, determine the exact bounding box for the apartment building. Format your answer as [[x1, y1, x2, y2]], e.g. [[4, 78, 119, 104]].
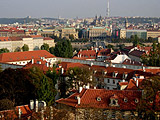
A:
[[0, 35, 55, 52]]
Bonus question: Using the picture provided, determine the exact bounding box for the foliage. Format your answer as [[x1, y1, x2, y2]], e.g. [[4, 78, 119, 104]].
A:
[[41, 43, 49, 51], [137, 76, 160, 120], [54, 40, 73, 58], [0, 99, 14, 111], [37, 75, 56, 106], [58, 66, 96, 97], [107, 44, 114, 49], [22, 44, 29, 51], [69, 34, 74, 40], [29, 67, 57, 106], [0, 68, 35, 106], [46, 68, 59, 86], [141, 42, 160, 67], [49, 47, 54, 54], [14, 47, 21, 52], [0, 48, 9, 54]]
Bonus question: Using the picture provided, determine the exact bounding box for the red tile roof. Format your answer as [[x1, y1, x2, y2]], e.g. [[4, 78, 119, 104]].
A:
[[97, 49, 111, 56], [0, 37, 10, 41], [0, 105, 32, 120], [129, 50, 145, 57], [74, 50, 96, 60], [44, 37, 54, 40], [23, 59, 51, 72], [0, 50, 54, 62], [30, 35, 43, 38], [56, 89, 142, 110]]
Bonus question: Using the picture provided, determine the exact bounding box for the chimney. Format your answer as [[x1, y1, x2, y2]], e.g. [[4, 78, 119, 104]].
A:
[[30, 100, 34, 110], [79, 87, 83, 93], [77, 96, 81, 105], [46, 62, 49, 67], [31, 59, 34, 64], [61, 68, 64, 74], [90, 62, 93, 66], [18, 107, 22, 119], [41, 101, 46, 110], [41, 109, 44, 120], [85, 83, 90, 89], [136, 79, 139, 87], [35, 99, 38, 112], [94, 86, 96, 89], [50, 106, 53, 119]]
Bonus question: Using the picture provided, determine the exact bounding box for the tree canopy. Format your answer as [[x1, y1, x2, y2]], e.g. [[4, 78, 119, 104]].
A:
[[22, 44, 29, 51], [0, 48, 9, 54], [141, 42, 160, 67], [54, 40, 73, 58], [137, 76, 160, 120], [41, 43, 49, 51]]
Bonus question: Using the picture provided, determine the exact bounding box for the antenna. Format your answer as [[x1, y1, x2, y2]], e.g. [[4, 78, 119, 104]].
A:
[[107, 0, 110, 17]]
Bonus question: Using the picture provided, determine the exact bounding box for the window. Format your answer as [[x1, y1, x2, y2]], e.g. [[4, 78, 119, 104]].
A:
[[135, 98, 139, 103], [124, 97, 128, 102], [108, 79, 110, 83], [113, 80, 115, 84], [97, 97, 101, 101]]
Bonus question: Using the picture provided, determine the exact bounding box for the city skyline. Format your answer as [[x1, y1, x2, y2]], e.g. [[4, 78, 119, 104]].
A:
[[0, 0, 159, 18]]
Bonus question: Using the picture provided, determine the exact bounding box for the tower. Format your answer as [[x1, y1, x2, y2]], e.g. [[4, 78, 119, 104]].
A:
[[125, 18, 129, 29], [107, 0, 110, 17]]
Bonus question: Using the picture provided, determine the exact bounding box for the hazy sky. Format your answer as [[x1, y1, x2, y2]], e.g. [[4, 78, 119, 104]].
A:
[[0, 0, 159, 18]]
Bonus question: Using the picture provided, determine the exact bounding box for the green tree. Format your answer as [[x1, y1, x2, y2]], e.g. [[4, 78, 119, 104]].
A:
[[0, 68, 35, 106], [137, 76, 160, 120], [22, 44, 29, 51], [14, 47, 21, 52], [132, 35, 140, 47], [69, 34, 74, 40], [29, 67, 57, 106], [41, 43, 49, 51], [0, 48, 9, 54], [54, 40, 73, 58], [49, 47, 54, 54], [37, 75, 56, 106]]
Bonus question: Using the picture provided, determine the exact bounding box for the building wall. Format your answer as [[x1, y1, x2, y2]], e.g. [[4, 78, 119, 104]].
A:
[[44, 40, 55, 48], [120, 29, 126, 39], [147, 31, 160, 39], [11, 40, 23, 52], [23, 38, 34, 51], [33, 38, 43, 50], [0, 41, 12, 51]]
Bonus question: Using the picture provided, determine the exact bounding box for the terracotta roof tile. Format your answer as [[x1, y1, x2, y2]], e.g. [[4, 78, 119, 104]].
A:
[[56, 89, 142, 110], [0, 50, 54, 62]]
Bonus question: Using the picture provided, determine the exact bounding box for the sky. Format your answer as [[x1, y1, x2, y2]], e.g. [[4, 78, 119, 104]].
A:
[[0, 0, 159, 18]]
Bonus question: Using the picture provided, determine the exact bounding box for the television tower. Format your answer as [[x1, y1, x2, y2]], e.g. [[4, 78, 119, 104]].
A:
[[107, 0, 110, 17]]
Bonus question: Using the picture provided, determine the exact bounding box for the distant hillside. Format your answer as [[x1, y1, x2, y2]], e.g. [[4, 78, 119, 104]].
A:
[[0, 18, 40, 24], [117, 17, 160, 25]]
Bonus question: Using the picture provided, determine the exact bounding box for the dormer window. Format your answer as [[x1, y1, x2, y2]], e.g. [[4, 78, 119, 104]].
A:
[[135, 98, 139, 103], [123, 72, 128, 79], [97, 97, 101, 101], [109, 94, 119, 107], [113, 71, 118, 78], [124, 97, 128, 102]]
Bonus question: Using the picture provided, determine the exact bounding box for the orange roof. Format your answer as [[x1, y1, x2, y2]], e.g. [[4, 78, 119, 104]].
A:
[[0, 37, 10, 41], [56, 89, 142, 110], [0, 50, 54, 62], [0, 105, 32, 120], [125, 79, 144, 90], [30, 35, 43, 38], [44, 37, 54, 40], [24, 59, 51, 72]]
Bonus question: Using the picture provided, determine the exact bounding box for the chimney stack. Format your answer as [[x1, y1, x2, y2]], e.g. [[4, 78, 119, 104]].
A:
[[31, 59, 34, 64], [77, 96, 81, 105], [79, 87, 83, 93], [61, 68, 64, 74], [18, 107, 22, 119], [136, 79, 139, 87], [35, 99, 38, 112], [30, 100, 34, 110]]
